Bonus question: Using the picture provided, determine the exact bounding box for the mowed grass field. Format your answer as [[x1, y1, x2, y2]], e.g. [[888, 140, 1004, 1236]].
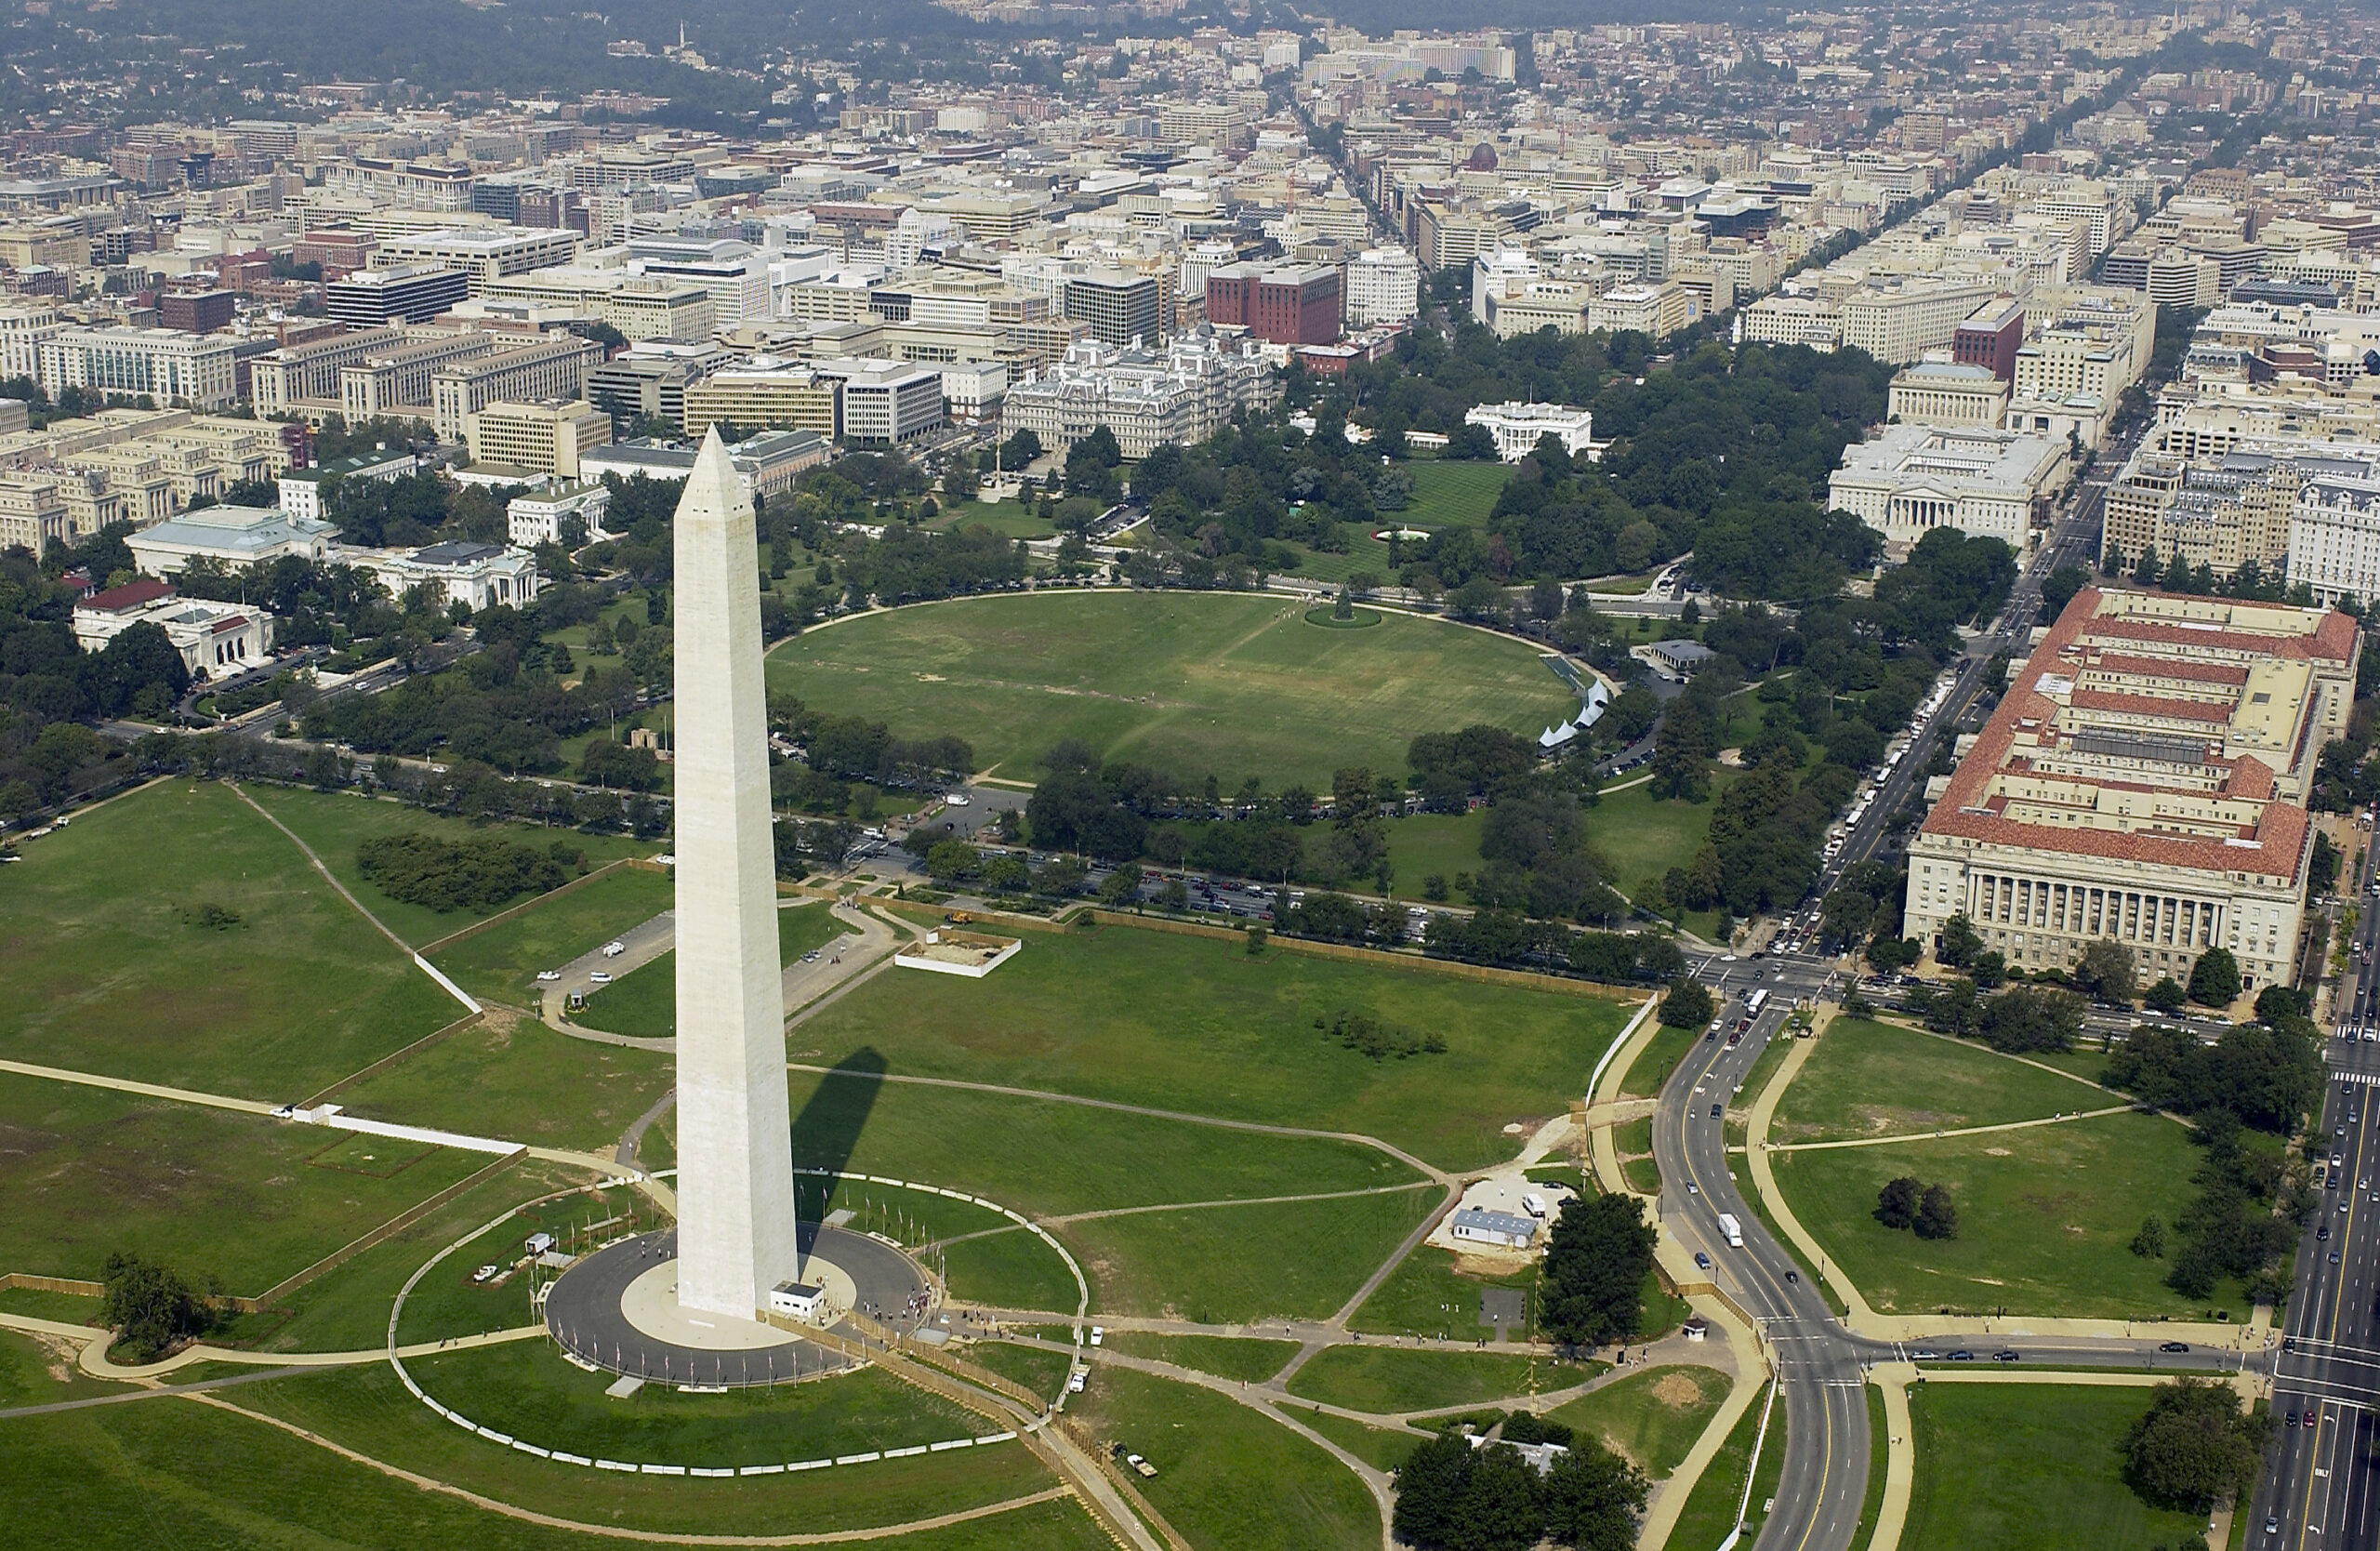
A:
[[1772, 1019, 2113, 1146], [0, 781, 460, 1099], [1400, 460, 1514, 531], [792, 920, 1631, 1170], [1588, 776, 1734, 896], [0, 1069, 489, 1293], [240, 784, 657, 950], [1901, 1383, 2213, 1551], [767, 590, 1575, 789], [1544, 1363, 1732, 1481], [331, 1012, 673, 1154], [1068, 1366, 1380, 1551], [1771, 1111, 2218, 1318], [1065, 1187, 1437, 1322], [0, 1396, 1115, 1551]]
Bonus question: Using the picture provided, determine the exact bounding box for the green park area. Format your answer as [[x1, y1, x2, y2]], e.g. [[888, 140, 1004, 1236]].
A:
[[1901, 1383, 2215, 1551], [1771, 1110, 2215, 1319], [0, 780, 461, 1099], [1772, 1017, 2112, 1145], [428, 863, 674, 1004], [239, 783, 657, 949], [1284, 1346, 1595, 1415], [1104, 1332, 1299, 1384], [766, 590, 1574, 789], [1543, 1363, 1732, 1482], [1067, 1186, 1437, 1322], [1586, 775, 1733, 903], [0, 1067, 490, 1295], [930, 497, 1059, 539], [576, 900, 860, 1037], [0, 1395, 1114, 1551], [794, 918, 1629, 1170], [1069, 1366, 1382, 1551], [329, 1014, 673, 1155], [1350, 1243, 1535, 1338], [1397, 460, 1515, 530]]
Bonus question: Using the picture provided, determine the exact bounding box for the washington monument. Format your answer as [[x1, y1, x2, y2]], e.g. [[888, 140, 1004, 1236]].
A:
[[671, 428, 800, 1319]]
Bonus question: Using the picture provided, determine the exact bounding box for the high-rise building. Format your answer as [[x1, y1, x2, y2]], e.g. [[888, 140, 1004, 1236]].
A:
[[1343, 247, 1421, 327], [1953, 297, 2025, 381], [1205, 262, 1343, 346], [462, 399, 612, 479], [1062, 272, 1162, 348], [36, 326, 239, 411], [327, 264, 470, 327]]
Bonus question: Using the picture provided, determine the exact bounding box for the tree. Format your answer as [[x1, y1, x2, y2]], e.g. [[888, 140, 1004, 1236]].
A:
[[2254, 985, 2311, 1025], [1937, 912, 1982, 969], [1391, 1429, 1475, 1548], [1096, 864, 1144, 907], [101, 1253, 211, 1362], [1976, 985, 2083, 1054], [2133, 1215, 2169, 1258], [1541, 1194, 1658, 1347], [2074, 938, 2136, 1003], [1659, 978, 1714, 1029], [1914, 1183, 1959, 1240], [2124, 1378, 2268, 1510], [2146, 976, 2188, 1014], [2187, 948, 2241, 1009], [1539, 1441, 1648, 1550], [1875, 1175, 1921, 1231]]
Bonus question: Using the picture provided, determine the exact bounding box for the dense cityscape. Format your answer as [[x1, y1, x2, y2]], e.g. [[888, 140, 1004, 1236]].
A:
[[7, 1, 2380, 1549]]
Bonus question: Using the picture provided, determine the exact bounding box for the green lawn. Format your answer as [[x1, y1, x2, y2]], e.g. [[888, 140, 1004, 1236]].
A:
[[0, 781, 460, 1100], [780, 1067, 1419, 1220], [1852, 1385, 1890, 1551], [932, 498, 1057, 539], [1666, 1383, 1777, 1550], [793, 918, 1631, 1171], [1385, 810, 1485, 892], [400, 1338, 984, 1467], [240, 784, 654, 949], [1588, 776, 1734, 898], [1066, 1188, 1437, 1322], [1620, 1025, 1699, 1100], [329, 1014, 672, 1155], [0, 1327, 126, 1407], [1542, 1363, 1731, 1479], [1902, 1383, 2214, 1551], [1772, 1112, 2225, 1318], [1773, 1019, 2112, 1146], [1069, 1367, 1380, 1551], [960, 1338, 1073, 1402], [576, 901, 858, 1037], [228, 1358, 1060, 1538], [0, 1398, 1112, 1551], [210, 1158, 586, 1353], [1349, 1245, 1536, 1338], [390, 1184, 656, 1346], [1399, 461, 1512, 531], [1104, 1332, 1301, 1384], [428, 865, 674, 1004], [767, 590, 1574, 789], [937, 1227, 1083, 1312], [1284, 1346, 1596, 1415], [0, 1069, 492, 1294], [1297, 1406, 1429, 1470]]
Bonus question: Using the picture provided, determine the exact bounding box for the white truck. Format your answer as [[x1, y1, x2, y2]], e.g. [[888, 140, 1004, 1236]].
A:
[[1717, 1213, 1744, 1249]]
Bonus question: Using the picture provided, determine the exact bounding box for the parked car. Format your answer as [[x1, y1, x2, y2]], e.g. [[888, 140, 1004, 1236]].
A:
[[588, 971, 612, 985]]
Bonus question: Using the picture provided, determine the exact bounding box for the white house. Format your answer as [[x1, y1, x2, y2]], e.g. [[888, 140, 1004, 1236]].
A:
[[1464, 402, 1599, 463]]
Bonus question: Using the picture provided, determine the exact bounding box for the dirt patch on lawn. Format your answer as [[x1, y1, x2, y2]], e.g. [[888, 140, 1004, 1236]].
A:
[[1649, 1371, 1704, 1408]]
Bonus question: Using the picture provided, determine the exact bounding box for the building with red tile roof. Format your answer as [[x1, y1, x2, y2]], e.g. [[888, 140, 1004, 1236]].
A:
[[1901, 585, 2358, 994]]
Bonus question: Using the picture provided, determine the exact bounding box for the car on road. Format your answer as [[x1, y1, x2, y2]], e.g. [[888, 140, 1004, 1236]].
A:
[[2319, 1225, 2331, 1240], [801, 950, 820, 963], [2159, 1341, 2189, 1353], [2287, 1411, 2300, 1426], [536, 970, 562, 982], [2332, 1251, 2342, 1263], [1785, 1270, 1799, 1283], [1694, 1252, 1712, 1270], [1949, 1349, 1975, 1361], [1911, 1349, 1942, 1360], [603, 941, 626, 957], [1686, 1182, 1699, 1195], [1992, 1350, 2020, 1362], [1711, 1103, 1724, 1117], [2267, 1516, 2281, 1535], [588, 971, 612, 984]]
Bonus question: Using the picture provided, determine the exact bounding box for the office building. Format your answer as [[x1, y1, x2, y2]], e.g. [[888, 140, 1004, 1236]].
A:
[[72, 578, 271, 678], [1205, 262, 1342, 346], [1887, 361, 2012, 429], [1953, 297, 2025, 380], [816, 359, 945, 444], [328, 265, 470, 327], [1344, 247, 1421, 327], [681, 363, 842, 442], [1828, 423, 2069, 556], [375, 228, 581, 295], [157, 290, 235, 335], [1063, 272, 1163, 348], [126, 503, 337, 577], [1902, 587, 2357, 996], [463, 399, 612, 479], [36, 327, 239, 411], [429, 335, 602, 442], [249, 325, 406, 416], [1840, 279, 2001, 365], [1001, 332, 1276, 459], [275, 446, 417, 523], [2288, 464, 2380, 607]]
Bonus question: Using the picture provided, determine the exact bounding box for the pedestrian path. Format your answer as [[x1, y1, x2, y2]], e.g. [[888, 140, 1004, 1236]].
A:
[[1767, 1104, 2135, 1153]]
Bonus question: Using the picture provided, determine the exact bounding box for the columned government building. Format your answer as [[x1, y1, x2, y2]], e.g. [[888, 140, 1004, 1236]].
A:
[[1902, 587, 2359, 995]]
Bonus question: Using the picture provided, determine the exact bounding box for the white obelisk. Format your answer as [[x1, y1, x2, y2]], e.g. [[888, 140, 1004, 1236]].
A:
[[671, 429, 800, 1319]]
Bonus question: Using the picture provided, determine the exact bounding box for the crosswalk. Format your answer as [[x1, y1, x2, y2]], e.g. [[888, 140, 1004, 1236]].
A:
[[2333, 1069, 2380, 1087]]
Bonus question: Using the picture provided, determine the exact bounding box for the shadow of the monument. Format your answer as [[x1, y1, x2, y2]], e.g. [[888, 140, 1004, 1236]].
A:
[[790, 1045, 887, 1239]]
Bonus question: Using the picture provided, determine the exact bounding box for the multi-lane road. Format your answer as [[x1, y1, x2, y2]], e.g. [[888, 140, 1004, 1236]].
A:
[[2254, 834, 2380, 1548]]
